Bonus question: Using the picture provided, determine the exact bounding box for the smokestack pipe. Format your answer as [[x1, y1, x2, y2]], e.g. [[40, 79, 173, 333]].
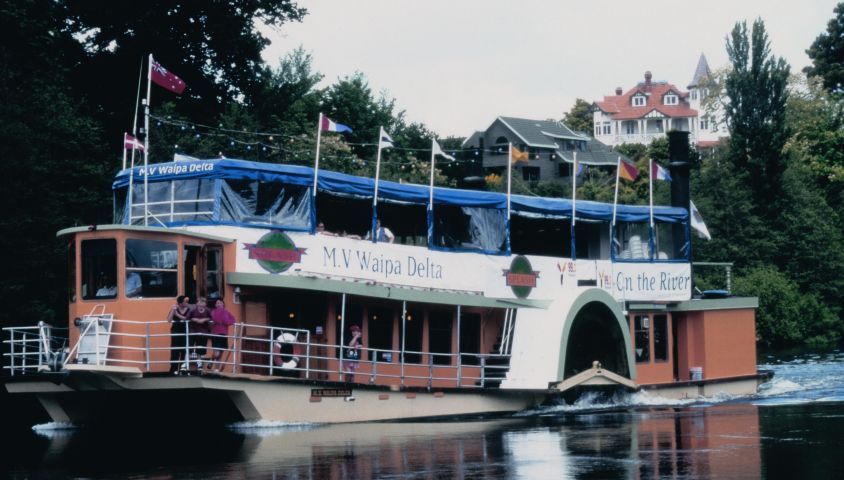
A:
[[667, 131, 690, 211]]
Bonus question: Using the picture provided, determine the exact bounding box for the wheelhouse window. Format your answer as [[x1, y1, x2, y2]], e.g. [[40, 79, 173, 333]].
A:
[[205, 245, 223, 300], [315, 191, 371, 239], [615, 222, 651, 260], [634, 315, 650, 363], [220, 180, 310, 230], [81, 239, 117, 300], [654, 221, 687, 260], [125, 239, 178, 298], [375, 201, 428, 246], [129, 179, 215, 225], [432, 205, 507, 254], [511, 214, 569, 258]]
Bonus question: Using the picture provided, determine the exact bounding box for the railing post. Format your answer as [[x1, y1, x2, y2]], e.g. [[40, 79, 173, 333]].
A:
[[304, 330, 311, 380], [427, 354, 433, 390], [456, 305, 461, 388], [480, 357, 486, 388], [233, 323, 241, 374], [183, 323, 190, 374], [9, 330, 15, 376], [369, 351, 377, 384], [95, 316, 101, 366], [144, 322, 151, 372]]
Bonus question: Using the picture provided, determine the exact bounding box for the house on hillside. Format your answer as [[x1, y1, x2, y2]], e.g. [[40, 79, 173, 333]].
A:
[[592, 54, 726, 148], [462, 116, 629, 184]]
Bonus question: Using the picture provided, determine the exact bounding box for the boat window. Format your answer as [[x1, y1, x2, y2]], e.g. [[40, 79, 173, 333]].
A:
[[125, 239, 178, 298], [576, 221, 610, 260], [432, 205, 507, 254], [316, 192, 371, 239], [429, 310, 453, 365], [634, 315, 650, 363], [653, 314, 668, 361], [81, 239, 117, 300], [375, 201, 428, 246], [129, 179, 215, 225], [510, 215, 569, 257], [615, 222, 651, 260], [67, 241, 76, 303], [368, 307, 395, 363], [220, 180, 310, 230], [205, 245, 223, 301], [335, 304, 363, 360], [654, 222, 686, 260], [401, 308, 423, 364]]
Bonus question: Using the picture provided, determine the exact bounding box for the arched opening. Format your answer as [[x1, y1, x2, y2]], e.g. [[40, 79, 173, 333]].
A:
[[563, 301, 630, 379]]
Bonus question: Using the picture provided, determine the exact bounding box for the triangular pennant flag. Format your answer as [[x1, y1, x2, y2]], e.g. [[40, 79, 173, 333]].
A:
[[690, 200, 712, 240], [379, 130, 394, 149], [432, 140, 455, 161]]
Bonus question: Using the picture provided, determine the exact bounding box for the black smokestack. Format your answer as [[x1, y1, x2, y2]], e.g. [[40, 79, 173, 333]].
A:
[[667, 131, 690, 211], [668, 131, 692, 264]]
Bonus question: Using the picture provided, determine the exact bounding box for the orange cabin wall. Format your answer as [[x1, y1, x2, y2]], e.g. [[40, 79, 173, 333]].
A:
[[67, 230, 238, 372], [674, 308, 757, 381], [630, 314, 675, 385]]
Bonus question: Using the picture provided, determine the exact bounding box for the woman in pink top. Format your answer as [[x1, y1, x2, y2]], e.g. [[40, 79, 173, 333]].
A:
[[208, 298, 236, 372]]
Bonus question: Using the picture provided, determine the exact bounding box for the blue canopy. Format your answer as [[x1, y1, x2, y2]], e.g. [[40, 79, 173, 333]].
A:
[[113, 158, 688, 223]]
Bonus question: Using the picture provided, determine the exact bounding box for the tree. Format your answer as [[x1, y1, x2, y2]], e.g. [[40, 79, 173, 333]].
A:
[[0, 0, 111, 326], [724, 19, 790, 208], [562, 98, 593, 134], [59, 1, 307, 161], [805, 2, 844, 92]]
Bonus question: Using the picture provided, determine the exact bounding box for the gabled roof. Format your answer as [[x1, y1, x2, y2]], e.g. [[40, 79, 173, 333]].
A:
[[496, 116, 585, 148], [594, 78, 698, 120], [556, 138, 632, 166], [688, 53, 712, 88]]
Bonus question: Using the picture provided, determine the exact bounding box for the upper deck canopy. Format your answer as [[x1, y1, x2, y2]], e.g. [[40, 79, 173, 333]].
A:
[[113, 158, 688, 224]]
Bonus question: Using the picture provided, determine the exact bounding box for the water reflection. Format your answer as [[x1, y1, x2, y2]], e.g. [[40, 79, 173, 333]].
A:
[[3, 404, 766, 479]]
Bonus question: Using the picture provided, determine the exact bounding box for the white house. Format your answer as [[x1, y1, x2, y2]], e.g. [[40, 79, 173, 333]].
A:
[[592, 54, 727, 148]]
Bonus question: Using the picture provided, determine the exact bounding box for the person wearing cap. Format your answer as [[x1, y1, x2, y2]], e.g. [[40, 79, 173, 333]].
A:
[[342, 324, 363, 382]]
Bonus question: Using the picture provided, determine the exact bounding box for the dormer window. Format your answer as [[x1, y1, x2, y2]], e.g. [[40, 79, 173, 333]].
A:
[[632, 95, 646, 107], [664, 94, 678, 105]]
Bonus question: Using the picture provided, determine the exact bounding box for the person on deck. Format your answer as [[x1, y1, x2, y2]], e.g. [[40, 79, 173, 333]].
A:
[[186, 297, 211, 371], [167, 295, 191, 373], [342, 324, 363, 382], [366, 218, 395, 243], [208, 298, 236, 372]]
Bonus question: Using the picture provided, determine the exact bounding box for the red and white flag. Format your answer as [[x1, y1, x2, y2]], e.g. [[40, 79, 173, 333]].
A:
[[124, 133, 145, 151], [150, 58, 186, 94]]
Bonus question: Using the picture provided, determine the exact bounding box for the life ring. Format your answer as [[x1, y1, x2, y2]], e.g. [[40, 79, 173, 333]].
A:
[[275, 332, 300, 370]]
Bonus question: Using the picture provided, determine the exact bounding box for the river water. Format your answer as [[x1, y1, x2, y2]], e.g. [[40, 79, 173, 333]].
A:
[[3, 351, 844, 479]]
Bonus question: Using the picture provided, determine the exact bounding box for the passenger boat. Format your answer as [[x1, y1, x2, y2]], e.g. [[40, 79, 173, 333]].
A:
[[2, 132, 769, 425]]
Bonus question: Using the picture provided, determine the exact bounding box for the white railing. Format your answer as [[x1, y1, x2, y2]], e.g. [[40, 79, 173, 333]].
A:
[[3, 318, 513, 389], [2, 322, 68, 376]]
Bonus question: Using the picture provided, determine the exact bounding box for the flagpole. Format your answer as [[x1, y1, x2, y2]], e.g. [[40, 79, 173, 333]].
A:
[[127, 57, 143, 224], [648, 158, 655, 260], [611, 156, 621, 259], [143, 54, 153, 226], [570, 151, 577, 260], [313, 113, 323, 197], [506, 143, 512, 220], [372, 127, 385, 242], [428, 139, 436, 208]]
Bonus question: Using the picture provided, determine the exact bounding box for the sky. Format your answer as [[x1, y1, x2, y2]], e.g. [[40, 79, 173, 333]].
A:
[[262, 0, 841, 138]]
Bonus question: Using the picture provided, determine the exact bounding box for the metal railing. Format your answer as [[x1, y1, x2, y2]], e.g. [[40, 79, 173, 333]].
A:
[[3, 318, 513, 389]]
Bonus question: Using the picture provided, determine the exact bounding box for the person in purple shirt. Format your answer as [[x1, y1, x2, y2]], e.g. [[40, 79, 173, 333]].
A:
[[208, 298, 236, 372], [187, 296, 211, 371]]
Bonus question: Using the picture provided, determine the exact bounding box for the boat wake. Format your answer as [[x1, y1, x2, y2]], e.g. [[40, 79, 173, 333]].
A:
[[32, 422, 78, 438], [226, 419, 319, 437]]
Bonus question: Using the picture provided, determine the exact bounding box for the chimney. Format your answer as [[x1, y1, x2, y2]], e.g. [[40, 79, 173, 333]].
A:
[[644, 71, 652, 85], [615, 87, 623, 95], [668, 131, 692, 262]]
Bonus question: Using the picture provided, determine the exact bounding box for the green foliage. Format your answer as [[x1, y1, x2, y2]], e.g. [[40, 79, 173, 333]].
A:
[[733, 267, 840, 349], [805, 2, 844, 92], [562, 98, 593, 134], [724, 19, 790, 207]]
